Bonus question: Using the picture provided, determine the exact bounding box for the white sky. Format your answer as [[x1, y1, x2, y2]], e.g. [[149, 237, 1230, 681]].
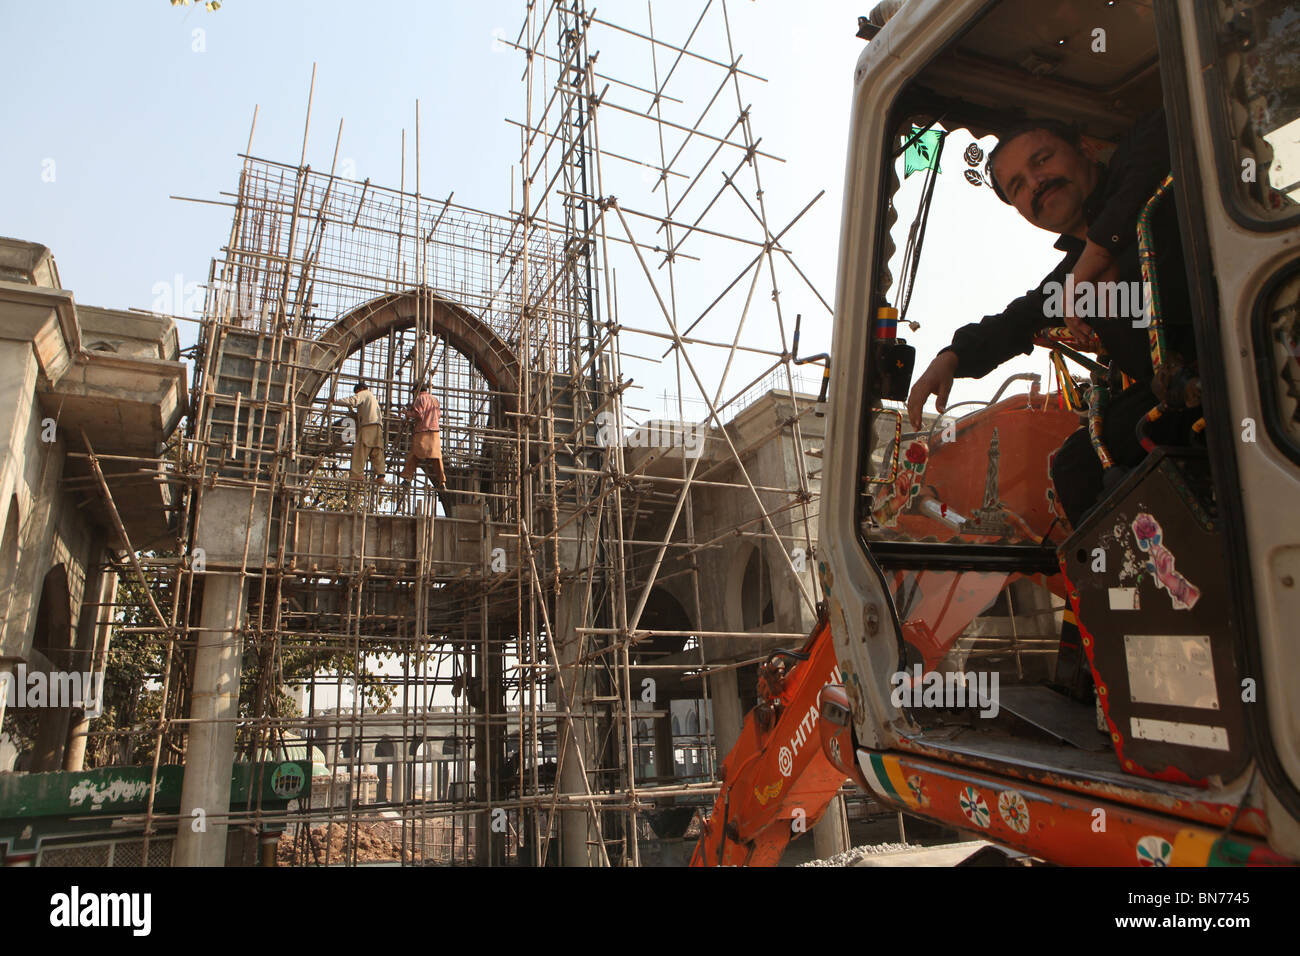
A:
[[1, 0, 1067, 418]]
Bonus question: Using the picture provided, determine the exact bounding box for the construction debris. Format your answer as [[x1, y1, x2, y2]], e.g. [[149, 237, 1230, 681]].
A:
[[801, 841, 1000, 867], [800, 842, 914, 867], [278, 824, 421, 866]]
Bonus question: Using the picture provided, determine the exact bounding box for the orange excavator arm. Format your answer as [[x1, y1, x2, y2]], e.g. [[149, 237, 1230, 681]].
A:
[[690, 614, 850, 866]]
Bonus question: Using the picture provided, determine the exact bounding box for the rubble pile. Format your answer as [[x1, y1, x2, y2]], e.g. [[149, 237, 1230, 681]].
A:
[[799, 842, 913, 867], [276, 823, 421, 865]]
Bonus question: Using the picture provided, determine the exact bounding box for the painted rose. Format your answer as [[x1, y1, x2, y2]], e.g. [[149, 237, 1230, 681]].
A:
[[1132, 513, 1160, 546]]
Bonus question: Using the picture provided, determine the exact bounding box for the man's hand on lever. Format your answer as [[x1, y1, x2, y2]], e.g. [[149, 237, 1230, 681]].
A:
[[906, 350, 960, 431], [1063, 239, 1120, 341]]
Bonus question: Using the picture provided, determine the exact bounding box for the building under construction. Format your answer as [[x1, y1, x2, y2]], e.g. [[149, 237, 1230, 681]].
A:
[[0, 0, 847, 866]]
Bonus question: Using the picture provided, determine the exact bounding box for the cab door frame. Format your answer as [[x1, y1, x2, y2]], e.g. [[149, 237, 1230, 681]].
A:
[[1157, 0, 1300, 828]]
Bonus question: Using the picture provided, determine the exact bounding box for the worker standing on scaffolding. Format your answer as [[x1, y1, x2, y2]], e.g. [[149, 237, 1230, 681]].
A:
[[402, 384, 447, 495], [338, 381, 387, 483]]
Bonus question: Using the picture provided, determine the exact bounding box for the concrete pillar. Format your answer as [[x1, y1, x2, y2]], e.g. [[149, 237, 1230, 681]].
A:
[[557, 730, 590, 867], [63, 709, 90, 772], [32, 561, 82, 772], [260, 830, 279, 867], [391, 749, 406, 804], [653, 701, 675, 796], [65, 564, 116, 772], [554, 512, 598, 866], [31, 696, 72, 772], [0, 661, 12, 764], [710, 667, 745, 762], [813, 794, 851, 859], [175, 571, 246, 867], [474, 633, 505, 866], [554, 607, 597, 867]]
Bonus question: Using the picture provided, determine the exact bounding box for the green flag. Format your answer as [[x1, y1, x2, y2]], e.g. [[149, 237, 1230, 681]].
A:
[[903, 127, 943, 178]]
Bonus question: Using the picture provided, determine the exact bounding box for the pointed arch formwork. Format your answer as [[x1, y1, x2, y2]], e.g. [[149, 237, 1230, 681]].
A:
[[293, 289, 521, 422]]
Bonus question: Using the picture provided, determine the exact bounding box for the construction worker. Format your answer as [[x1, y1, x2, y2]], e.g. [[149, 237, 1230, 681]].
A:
[[402, 385, 446, 492], [338, 381, 386, 481]]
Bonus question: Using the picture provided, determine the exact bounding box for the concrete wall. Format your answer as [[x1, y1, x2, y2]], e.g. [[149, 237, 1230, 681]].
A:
[[0, 301, 95, 770], [0, 238, 183, 772], [616, 390, 826, 768], [0, 340, 97, 660], [666, 391, 824, 664]]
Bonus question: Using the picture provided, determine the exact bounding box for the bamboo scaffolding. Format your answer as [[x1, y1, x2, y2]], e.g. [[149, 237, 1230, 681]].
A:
[[106, 0, 837, 869]]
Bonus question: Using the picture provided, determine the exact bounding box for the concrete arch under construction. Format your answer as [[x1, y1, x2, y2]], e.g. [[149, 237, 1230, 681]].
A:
[[292, 287, 524, 507], [293, 287, 522, 423]]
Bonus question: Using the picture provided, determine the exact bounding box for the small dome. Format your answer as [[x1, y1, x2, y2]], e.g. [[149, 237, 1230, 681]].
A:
[[275, 733, 326, 768]]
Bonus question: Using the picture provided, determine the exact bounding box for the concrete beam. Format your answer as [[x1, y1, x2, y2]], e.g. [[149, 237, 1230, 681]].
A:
[[0, 281, 79, 386]]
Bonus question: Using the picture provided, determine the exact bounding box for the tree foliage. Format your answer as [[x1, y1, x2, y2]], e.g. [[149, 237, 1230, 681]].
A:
[[85, 561, 170, 768]]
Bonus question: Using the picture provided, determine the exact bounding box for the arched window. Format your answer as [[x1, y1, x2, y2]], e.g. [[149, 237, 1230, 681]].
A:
[[741, 546, 775, 630], [34, 564, 72, 665]]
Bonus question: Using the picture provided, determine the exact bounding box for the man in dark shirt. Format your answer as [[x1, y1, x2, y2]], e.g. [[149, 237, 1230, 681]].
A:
[[906, 111, 1194, 528]]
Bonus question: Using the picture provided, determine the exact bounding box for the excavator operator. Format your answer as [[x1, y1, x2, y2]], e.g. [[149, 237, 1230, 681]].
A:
[[905, 111, 1198, 529]]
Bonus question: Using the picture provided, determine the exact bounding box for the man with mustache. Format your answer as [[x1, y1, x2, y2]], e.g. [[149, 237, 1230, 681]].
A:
[[906, 111, 1196, 529]]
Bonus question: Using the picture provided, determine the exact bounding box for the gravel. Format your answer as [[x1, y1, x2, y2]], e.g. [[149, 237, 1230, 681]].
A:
[[799, 841, 913, 867]]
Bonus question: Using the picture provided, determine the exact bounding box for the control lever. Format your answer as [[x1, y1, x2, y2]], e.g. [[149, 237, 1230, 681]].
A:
[[792, 313, 832, 414]]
